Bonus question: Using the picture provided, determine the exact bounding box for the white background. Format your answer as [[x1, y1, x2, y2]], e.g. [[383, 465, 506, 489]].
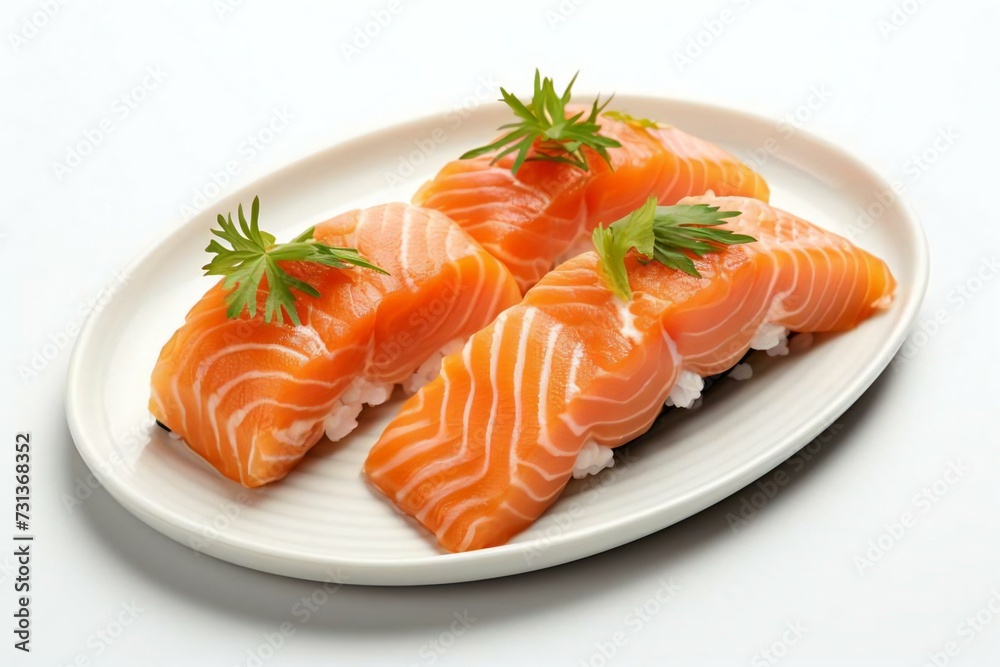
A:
[[2, 0, 999, 665]]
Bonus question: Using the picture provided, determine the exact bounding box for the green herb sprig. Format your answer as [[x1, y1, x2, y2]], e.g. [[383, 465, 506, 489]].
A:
[[591, 197, 756, 300], [203, 197, 387, 325], [459, 70, 621, 175]]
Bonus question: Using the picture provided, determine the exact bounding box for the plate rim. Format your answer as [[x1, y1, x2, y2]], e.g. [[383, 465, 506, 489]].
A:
[[65, 95, 930, 585]]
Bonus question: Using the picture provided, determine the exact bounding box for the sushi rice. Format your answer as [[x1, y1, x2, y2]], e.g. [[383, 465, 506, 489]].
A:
[[324, 323, 807, 477], [323, 338, 466, 443], [570, 322, 793, 478]]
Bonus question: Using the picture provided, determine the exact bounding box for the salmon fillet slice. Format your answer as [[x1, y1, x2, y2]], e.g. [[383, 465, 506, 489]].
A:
[[149, 203, 521, 487], [364, 197, 895, 551], [414, 111, 770, 292]]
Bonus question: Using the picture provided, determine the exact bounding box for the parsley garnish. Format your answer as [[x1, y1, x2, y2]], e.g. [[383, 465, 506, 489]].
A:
[[460, 70, 621, 174], [202, 197, 386, 325], [592, 197, 756, 300]]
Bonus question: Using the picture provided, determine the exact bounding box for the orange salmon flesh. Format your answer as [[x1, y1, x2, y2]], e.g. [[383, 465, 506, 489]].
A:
[[364, 197, 896, 552], [414, 111, 770, 292], [150, 203, 520, 487]]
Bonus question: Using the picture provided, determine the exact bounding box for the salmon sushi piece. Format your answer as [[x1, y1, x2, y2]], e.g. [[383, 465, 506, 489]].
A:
[[364, 197, 895, 551], [150, 203, 520, 487], [414, 110, 770, 292]]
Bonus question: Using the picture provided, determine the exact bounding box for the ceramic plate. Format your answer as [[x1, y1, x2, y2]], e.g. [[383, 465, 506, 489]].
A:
[[66, 97, 929, 585]]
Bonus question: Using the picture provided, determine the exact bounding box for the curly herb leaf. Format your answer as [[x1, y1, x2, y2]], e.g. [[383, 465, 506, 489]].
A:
[[203, 197, 387, 325], [460, 69, 621, 174], [591, 198, 657, 301], [592, 198, 756, 300]]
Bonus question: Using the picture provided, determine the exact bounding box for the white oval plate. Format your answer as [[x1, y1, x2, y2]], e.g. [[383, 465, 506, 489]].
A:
[[66, 96, 928, 585]]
